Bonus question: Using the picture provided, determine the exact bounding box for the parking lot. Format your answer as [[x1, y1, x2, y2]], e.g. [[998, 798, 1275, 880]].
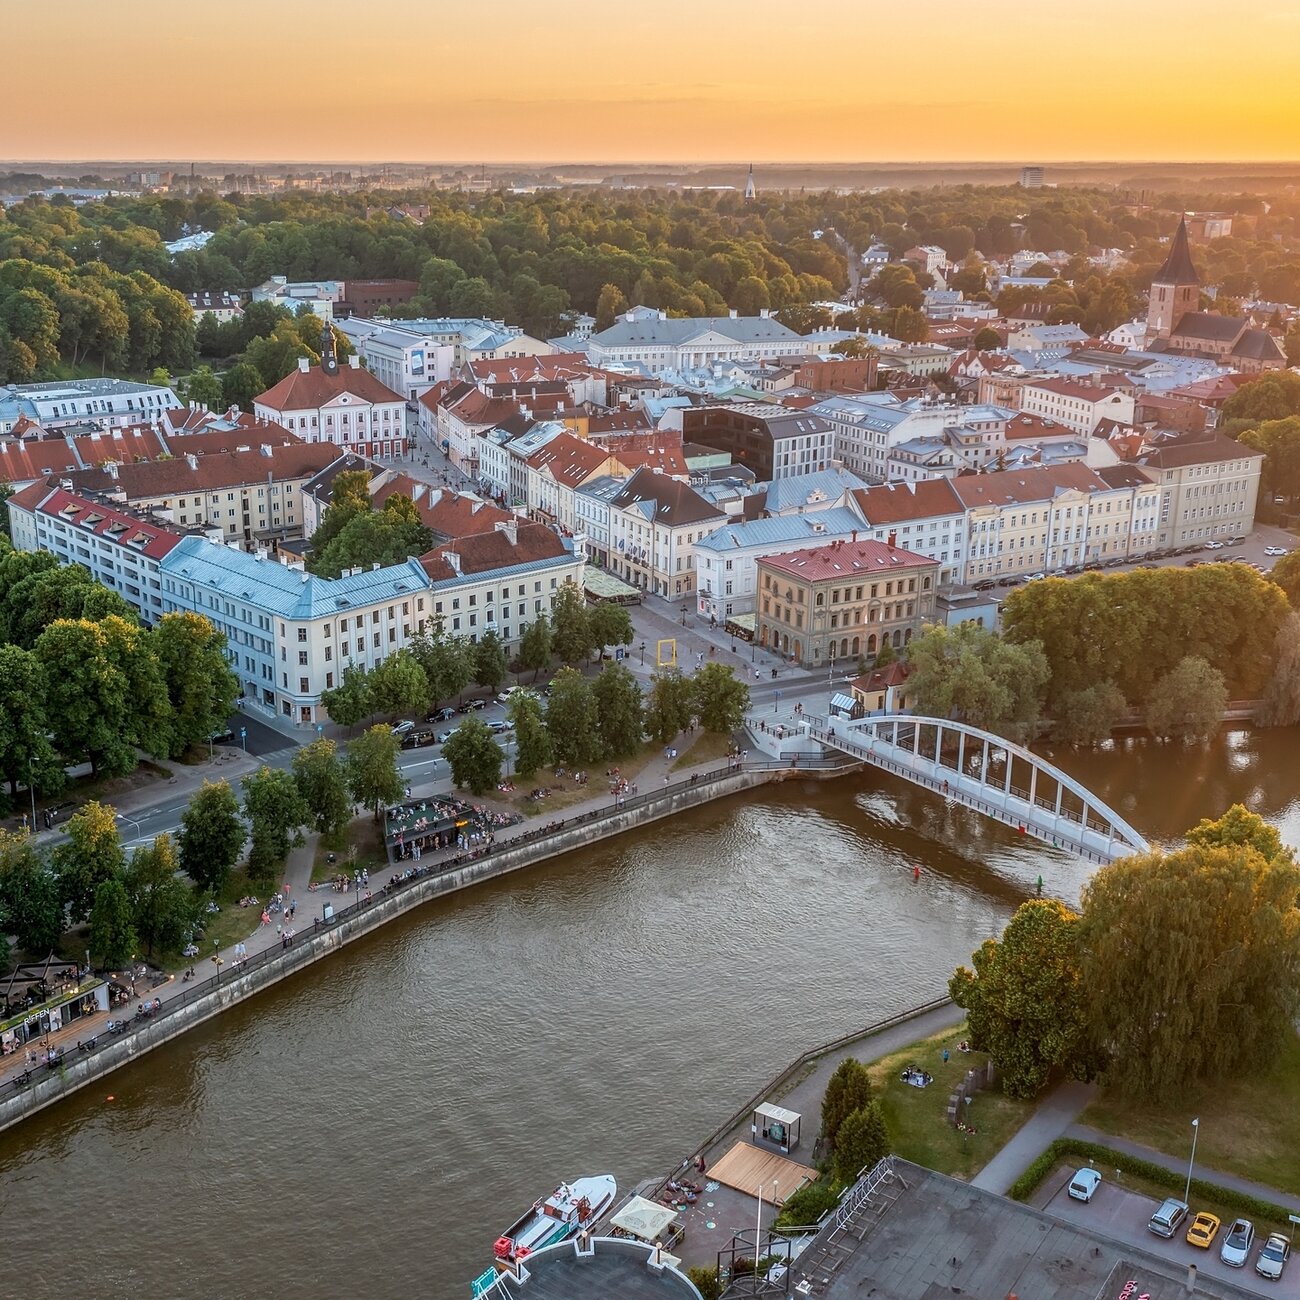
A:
[[1040, 1167, 1298, 1298]]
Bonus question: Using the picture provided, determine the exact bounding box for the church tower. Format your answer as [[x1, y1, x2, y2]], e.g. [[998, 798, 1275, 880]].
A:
[[320, 317, 339, 376], [743, 163, 756, 202], [1146, 216, 1200, 340]]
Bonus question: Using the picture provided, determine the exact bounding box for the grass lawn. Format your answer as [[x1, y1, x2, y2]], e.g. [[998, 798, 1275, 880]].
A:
[[670, 731, 735, 771], [499, 742, 662, 818], [312, 818, 387, 883], [867, 1027, 1037, 1181], [1079, 1031, 1300, 1198]]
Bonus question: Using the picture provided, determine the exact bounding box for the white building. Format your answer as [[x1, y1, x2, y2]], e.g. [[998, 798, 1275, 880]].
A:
[[587, 310, 812, 375], [250, 276, 344, 321], [253, 333, 408, 458], [186, 292, 244, 324], [1019, 379, 1136, 436], [0, 378, 181, 436], [847, 479, 969, 586], [607, 469, 725, 598], [384, 317, 556, 369], [334, 319, 456, 403]]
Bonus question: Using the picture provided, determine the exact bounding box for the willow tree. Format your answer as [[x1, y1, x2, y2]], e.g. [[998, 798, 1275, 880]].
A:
[[1078, 810, 1300, 1100]]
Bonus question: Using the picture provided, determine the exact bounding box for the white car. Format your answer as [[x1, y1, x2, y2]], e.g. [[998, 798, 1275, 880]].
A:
[[1256, 1232, 1290, 1280], [1264, 546, 1289, 557], [1067, 1167, 1101, 1202], [496, 686, 519, 705], [1220, 1217, 1255, 1267], [1204, 540, 1226, 550]]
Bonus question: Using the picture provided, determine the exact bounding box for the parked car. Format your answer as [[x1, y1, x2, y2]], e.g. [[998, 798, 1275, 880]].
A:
[[1264, 545, 1289, 557], [1221, 1218, 1255, 1267], [1067, 1168, 1101, 1202], [486, 719, 513, 736], [972, 579, 997, 591], [1185, 1212, 1220, 1249], [401, 729, 435, 749], [496, 686, 519, 705], [426, 706, 457, 723], [210, 727, 235, 744], [1226, 536, 1246, 546], [1204, 540, 1225, 550], [1026, 572, 1046, 583], [391, 720, 416, 737], [435, 729, 456, 744], [460, 698, 488, 713], [1256, 1232, 1290, 1280], [1148, 1198, 1189, 1238]]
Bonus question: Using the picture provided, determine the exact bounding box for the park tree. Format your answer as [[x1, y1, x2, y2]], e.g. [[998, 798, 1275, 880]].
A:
[[0, 645, 63, 807], [516, 614, 553, 682], [1271, 550, 1300, 608], [125, 834, 195, 959], [949, 900, 1092, 1099], [691, 662, 749, 734], [369, 649, 429, 719], [1257, 612, 1300, 727], [308, 469, 373, 556], [1238, 417, 1300, 504], [178, 779, 245, 895], [0, 830, 64, 955], [345, 724, 404, 821], [595, 282, 628, 330], [1078, 820, 1300, 1100], [184, 364, 223, 408], [588, 602, 633, 662], [1185, 802, 1284, 861], [442, 716, 503, 795], [1050, 681, 1127, 745], [832, 1101, 890, 1185], [51, 800, 125, 923], [545, 667, 604, 766], [820, 1058, 873, 1150], [221, 361, 267, 412], [410, 625, 476, 704], [973, 326, 1002, 350], [507, 691, 551, 778], [89, 877, 137, 969], [1220, 369, 1300, 430], [1144, 655, 1227, 741], [474, 629, 509, 694], [320, 662, 374, 729], [309, 507, 433, 578], [644, 670, 694, 745], [592, 663, 644, 758], [150, 611, 239, 758], [242, 766, 310, 887], [906, 622, 1048, 743], [551, 581, 594, 667], [292, 738, 352, 837]]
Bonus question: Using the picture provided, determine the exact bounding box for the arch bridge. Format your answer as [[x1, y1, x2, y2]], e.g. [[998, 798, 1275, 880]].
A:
[[808, 714, 1149, 865]]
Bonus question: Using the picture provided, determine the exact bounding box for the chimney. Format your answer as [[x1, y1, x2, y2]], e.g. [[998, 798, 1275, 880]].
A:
[[887, 530, 898, 549], [107, 462, 119, 480], [729, 309, 738, 319], [349, 355, 360, 368], [497, 518, 518, 545], [371, 561, 380, 571], [851, 529, 858, 543], [297, 356, 310, 373], [444, 550, 462, 575], [185, 453, 198, 471]]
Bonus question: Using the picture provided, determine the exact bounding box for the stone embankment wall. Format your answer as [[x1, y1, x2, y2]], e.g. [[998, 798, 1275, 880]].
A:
[[0, 768, 777, 1136]]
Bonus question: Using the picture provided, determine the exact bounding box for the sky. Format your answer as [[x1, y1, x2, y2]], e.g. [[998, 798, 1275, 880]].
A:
[[9, 0, 1300, 163]]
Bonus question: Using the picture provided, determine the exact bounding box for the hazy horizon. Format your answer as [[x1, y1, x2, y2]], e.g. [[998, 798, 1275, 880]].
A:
[[14, 0, 1300, 164]]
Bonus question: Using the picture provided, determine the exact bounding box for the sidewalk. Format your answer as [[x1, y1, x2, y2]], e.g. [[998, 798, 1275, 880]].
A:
[[1065, 1123, 1300, 1215], [970, 1079, 1097, 1194]]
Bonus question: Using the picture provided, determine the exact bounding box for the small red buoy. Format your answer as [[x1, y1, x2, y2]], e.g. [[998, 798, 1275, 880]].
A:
[[912, 865, 921, 881]]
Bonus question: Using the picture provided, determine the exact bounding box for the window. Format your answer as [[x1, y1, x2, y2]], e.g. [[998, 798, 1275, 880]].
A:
[[300, 677, 309, 693], [297, 627, 307, 642]]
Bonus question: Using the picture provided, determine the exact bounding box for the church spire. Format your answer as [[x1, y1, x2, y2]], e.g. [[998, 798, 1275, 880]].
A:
[[743, 163, 756, 202], [320, 317, 339, 376], [1153, 215, 1199, 287]]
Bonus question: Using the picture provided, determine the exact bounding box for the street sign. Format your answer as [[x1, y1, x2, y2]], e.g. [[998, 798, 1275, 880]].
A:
[[239, 727, 247, 738]]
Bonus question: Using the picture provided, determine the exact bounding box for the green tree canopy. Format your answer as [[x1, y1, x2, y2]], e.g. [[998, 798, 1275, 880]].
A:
[[821, 1057, 874, 1149], [832, 1101, 890, 1185], [1144, 654, 1227, 741], [516, 614, 553, 682], [588, 602, 633, 661], [125, 834, 195, 959], [242, 766, 310, 886], [150, 611, 239, 758], [0, 829, 64, 956], [51, 799, 124, 923], [442, 716, 503, 795], [345, 724, 404, 821], [292, 738, 352, 837], [592, 663, 644, 759], [1050, 681, 1127, 746], [309, 508, 433, 578], [507, 690, 551, 778], [89, 877, 137, 969], [369, 649, 429, 719], [178, 779, 245, 895], [691, 663, 749, 735], [320, 662, 374, 730], [644, 670, 694, 745], [474, 629, 509, 694], [550, 581, 594, 667], [545, 667, 603, 766], [0, 644, 63, 807]]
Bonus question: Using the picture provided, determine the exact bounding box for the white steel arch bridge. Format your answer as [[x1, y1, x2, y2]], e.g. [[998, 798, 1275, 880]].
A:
[[807, 714, 1149, 865]]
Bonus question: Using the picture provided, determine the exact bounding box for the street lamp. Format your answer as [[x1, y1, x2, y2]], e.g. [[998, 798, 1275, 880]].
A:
[[639, 640, 646, 667], [679, 604, 687, 626], [1183, 1117, 1199, 1204], [212, 938, 222, 986]]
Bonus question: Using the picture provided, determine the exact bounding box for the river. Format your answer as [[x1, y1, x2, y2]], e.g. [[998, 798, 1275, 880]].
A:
[[2, 728, 1297, 1299]]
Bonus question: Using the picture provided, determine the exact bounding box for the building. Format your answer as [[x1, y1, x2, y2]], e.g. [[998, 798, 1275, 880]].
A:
[[253, 327, 408, 458], [1018, 379, 1136, 435], [250, 276, 344, 321], [607, 469, 724, 598], [158, 518, 581, 725], [587, 310, 811, 375], [383, 316, 556, 369], [1019, 165, 1045, 188], [692, 506, 866, 623], [7, 481, 217, 624], [524, 433, 620, 536], [680, 404, 834, 481], [850, 660, 914, 713], [0, 378, 181, 435], [186, 292, 243, 323], [64, 440, 340, 548], [338, 279, 418, 318], [847, 479, 968, 585], [1135, 432, 1263, 545], [756, 537, 940, 665], [1146, 218, 1286, 372], [334, 319, 456, 403]]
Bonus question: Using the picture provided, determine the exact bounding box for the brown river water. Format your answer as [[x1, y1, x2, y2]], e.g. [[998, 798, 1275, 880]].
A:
[[1, 729, 1297, 1300]]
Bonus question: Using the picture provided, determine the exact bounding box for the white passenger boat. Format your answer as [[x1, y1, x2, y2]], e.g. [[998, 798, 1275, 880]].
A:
[[490, 1174, 617, 1269]]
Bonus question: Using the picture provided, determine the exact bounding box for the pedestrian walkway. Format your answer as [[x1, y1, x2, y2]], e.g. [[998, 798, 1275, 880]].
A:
[[1065, 1123, 1300, 1215], [970, 1079, 1096, 1193]]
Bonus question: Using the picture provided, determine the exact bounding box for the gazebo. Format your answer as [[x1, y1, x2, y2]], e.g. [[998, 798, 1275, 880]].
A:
[[751, 1102, 801, 1154]]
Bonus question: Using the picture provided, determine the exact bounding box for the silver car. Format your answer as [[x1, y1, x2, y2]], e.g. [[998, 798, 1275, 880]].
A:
[[1256, 1232, 1289, 1280], [1220, 1217, 1254, 1267]]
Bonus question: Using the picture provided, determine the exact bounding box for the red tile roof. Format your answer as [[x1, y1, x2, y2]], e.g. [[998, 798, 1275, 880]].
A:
[[420, 521, 571, 581], [464, 354, 594, 383], [1004, 413, 1076, 441], [848, 479, 964, 524], [8, 482, 191, 561], [949, 463, 1116, 508], [255, 362, 403, 412], [758, 537, 936, 581], [371, 475, 512, 540], [525, 433, 611, 486], [70, 425, 170, 466], [68, 442, 341, 497]]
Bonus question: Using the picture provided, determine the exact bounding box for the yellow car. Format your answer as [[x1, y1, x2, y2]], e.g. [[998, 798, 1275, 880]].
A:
[[1186, 1212, 1221, 1249]]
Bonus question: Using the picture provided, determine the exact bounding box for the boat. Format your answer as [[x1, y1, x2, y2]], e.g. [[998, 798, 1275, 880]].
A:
[[490, 1174, 617, 1270]]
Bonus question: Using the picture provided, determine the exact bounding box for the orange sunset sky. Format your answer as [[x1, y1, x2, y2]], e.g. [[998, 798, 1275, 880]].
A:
[[9, 0, 1300, 162]]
